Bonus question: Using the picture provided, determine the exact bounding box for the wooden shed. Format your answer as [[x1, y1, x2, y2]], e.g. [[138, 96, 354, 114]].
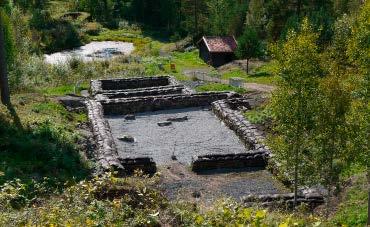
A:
[[197, 36, 237, 67]]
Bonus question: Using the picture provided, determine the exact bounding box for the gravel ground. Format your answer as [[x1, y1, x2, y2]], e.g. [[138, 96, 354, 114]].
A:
[[158, 163, 288, 203], [106, 107, 247, 165]]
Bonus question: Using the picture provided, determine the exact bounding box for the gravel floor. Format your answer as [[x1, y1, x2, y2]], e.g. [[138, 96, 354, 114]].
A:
[[106, 107, 247, 165], [158, 163, 288, 203]]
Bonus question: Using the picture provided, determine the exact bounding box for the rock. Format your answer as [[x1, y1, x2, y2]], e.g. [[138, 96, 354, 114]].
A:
[[118, 135, 135, 143], [80, 90, 90, 97], [192, 191, 201, 198], [167, 116, 188, 122], [125, 114, 136, 120], [157, 121, 172, 127], [56, 95, 85, 112]]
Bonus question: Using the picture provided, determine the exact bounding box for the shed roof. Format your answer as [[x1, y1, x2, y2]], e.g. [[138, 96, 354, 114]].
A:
[[198, 36, 237, 53]]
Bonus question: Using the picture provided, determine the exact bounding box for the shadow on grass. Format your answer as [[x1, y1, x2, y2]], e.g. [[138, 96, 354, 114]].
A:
[[0, 103, 89, 188]]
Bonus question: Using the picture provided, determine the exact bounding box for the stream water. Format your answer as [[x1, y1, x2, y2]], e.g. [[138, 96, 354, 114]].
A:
[[44, 41, 134, 64]]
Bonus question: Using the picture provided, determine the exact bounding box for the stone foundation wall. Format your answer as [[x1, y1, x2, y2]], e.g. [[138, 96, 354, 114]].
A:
[[85, 100, 123, 173], [118, 157, 157, 174], [243, 192, 324, 209], [91, 76, 174, 95], [95, 85, 186, 100], [101, 92, 240, 115], [86, 100, 156, 175], [192, 151, 268, 172], [212, 99, 270, 153]]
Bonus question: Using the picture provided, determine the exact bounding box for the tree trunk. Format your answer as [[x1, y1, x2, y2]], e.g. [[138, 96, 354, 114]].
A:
[[367, 170, 370, 225], [296, 0, 302, 18], [294, 87, 303, 208], [0, 13, 10, 105], [246, 59, 249, 74], [294, 143, 299, 208], [194, 0, 198, 35]]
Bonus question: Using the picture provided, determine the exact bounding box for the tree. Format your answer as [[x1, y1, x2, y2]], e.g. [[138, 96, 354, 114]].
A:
[[269, 18, 322, 207], [0, 9, 11, 105], [206, 0, 247, 36], [245, 0, 266, 38], [346, 1, 370, 224], [308, 13, 354, 216], [236, 27, 264, 73]]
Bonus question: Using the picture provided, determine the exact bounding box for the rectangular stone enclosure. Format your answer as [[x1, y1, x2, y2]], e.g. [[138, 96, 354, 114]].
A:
[[86, 76, 324, 207], [88, 76, 270, 174]]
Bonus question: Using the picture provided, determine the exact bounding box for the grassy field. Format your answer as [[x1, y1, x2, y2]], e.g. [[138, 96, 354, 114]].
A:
[[195, 83, 247, 94], [221, 61, 280, 85]]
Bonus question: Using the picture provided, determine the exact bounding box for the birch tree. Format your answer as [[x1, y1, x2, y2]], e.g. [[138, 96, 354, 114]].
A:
[[270, 18, 322, 207]]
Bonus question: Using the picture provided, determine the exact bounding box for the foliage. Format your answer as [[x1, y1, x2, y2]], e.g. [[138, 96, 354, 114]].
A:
[[269, 19, 322, 203], [0, 172, 166, 226], [169, 199, 322, 226], [0, 8, 15, 67], [0, 99, 89, 185], [206, 0, 247, 36], [245, 0, 267, 38], [244, 107, 272, 125], [236, 27, 264, 72], [330, 174, 368, 226]]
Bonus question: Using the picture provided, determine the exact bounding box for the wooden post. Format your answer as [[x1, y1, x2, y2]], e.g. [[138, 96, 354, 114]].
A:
[[0, 12, 11, 105]]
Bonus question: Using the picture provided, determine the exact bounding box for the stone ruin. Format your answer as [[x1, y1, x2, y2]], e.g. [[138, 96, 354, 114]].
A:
[[85, 75, 324, 208]]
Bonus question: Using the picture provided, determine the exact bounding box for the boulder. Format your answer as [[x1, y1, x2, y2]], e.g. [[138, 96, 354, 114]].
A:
[[167, 116, 189, 122], [118, 135, 135, 143], [158, 121, 172, 127], [124, 114, 136, 120]]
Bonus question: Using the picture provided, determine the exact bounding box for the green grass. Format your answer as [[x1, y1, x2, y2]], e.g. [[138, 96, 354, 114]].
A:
[[164, 51, 211, 81], [196, 83, 247, 94], [329, 173, 368, 226], [88, 28, 158, 55], [0, 94, 90, 185], [244, 107, 272, 125], [221, 61, 280, 85], [41, 84, 89, 96]]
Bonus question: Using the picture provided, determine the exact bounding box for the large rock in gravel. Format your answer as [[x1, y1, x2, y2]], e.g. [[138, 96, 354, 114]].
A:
[[167, 116, 189, 122], [118, 135, 135, 143], [124, 114, 136, 120], [157, 121, 172, 127]]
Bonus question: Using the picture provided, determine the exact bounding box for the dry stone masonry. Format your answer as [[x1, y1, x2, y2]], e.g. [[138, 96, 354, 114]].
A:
[[100, 92, 239, 115], [85, 99, 124, 173], [212, 99, 271, 154], [85, 75, 324, 208], [95, 85, 186, 100]]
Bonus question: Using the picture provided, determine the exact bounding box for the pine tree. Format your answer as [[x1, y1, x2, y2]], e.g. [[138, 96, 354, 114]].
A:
[[236, 27, 264, 73], [245, 0, 266, 38]]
